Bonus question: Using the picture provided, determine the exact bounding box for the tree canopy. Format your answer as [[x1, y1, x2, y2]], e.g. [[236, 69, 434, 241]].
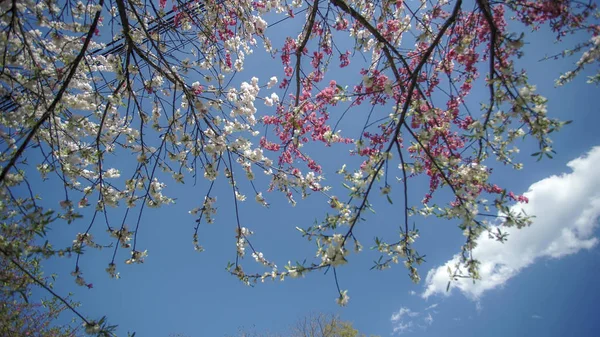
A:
[[227, 313, 379, 337], [0, 0, 598, 334]]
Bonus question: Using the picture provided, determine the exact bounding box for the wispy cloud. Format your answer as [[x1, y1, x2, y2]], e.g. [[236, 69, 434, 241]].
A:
[[391, 307, 418, 335], [424, 313, 433, 325], [422, 146, 600, 299], [391, 306, 438, 334], [424, 303, 438, 311], [391, 307, 419, 322], [532, 314, 543, 319]]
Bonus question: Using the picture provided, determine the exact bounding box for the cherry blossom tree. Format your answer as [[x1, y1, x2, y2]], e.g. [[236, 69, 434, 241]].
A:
[[1, 0, 598, 334], [0, 222, 81, 337]]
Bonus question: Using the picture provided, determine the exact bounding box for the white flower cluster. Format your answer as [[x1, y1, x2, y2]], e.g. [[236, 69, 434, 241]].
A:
[[557, 35, 600, 86], [251, 251, 275, 267], [229, 77, 261, 125], [125, 250, 148, 264], [108, 225, 133, 249], [318, 234, 349, 267], [255, 192, 268, 207], [72, 233, 97, 250], [70, 268, 88, 287], [189, 196, 217, 224], [235, 226, 254, 257], [147, 178, 173, 208], [336, 290, 350, 307], [269, 170, 327, 206], [105, 263, 120, 279], [263, 92, 280, 107]]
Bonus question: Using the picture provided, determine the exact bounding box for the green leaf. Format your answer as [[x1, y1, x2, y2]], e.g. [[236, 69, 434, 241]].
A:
[[386, 195, 393, 204]]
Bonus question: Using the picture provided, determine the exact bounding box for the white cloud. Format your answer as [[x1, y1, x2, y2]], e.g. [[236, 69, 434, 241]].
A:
[[391, 307, 419, 334], [392, 320, 414, 335], [391, 307, 419, 321], [532, 314, 543, 319], [422, 146, 600, 299], [424, 303, 438, 311], [391, 306, 439, 334], [391, 313, 414, 333], [424, 313, 433, 325]]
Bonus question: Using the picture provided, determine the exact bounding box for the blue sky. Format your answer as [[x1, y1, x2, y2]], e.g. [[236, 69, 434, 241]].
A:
[[28, 3, 600, 337]]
